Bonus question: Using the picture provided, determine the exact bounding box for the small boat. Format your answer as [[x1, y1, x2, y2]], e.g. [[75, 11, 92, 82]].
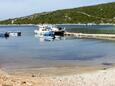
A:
[[7, 31, 21, 37], [0, 32, 9, 38], [34, 25, 55, 39], [0, 31, 21, 38], [34, 25, 52, 34], [35, 31, 55, 38], [35, 25, 65, 36], [48, 25, 65, 36]]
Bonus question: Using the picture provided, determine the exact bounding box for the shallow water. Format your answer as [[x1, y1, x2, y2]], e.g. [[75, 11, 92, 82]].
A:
[[0, 25, 115, 69]]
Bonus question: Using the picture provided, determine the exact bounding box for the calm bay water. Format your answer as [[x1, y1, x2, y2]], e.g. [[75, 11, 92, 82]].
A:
[[0, 25, 115, 69]]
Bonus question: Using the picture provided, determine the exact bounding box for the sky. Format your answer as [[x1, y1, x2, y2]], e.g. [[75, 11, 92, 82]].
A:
[[0, 0, 115, 20]]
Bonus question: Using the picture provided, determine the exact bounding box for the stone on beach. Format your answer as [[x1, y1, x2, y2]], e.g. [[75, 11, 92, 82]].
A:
[[0, 68, 115, 86]]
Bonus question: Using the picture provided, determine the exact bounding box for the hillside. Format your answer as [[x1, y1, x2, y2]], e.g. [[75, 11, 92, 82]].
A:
[[0, 2, 115, 24]]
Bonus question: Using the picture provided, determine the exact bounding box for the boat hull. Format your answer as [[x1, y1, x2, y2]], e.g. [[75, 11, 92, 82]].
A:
[[54, 31, 64, 36], [8, 32, 21, 36]]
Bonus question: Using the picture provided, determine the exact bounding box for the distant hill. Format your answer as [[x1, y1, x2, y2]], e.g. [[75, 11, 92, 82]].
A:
[[0, 2, 115, 24]]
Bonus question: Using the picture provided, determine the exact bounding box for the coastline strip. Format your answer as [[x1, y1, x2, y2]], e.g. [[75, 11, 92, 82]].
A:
[[1, 67, 115, 86], [65, 32, 115, 40]]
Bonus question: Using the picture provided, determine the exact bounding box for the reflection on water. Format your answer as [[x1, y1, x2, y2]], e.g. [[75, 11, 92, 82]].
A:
[[35, 34, 75, 42], [34, 34, 65, 42], [35, 34, 55, 42]]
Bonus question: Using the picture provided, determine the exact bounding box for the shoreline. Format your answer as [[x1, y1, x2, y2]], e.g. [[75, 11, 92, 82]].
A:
[[0, 66, 115, 86], [65, 32, 115, 40], [3, 65, 107, 77], [2, 61, 115, 77], [0, 23, 115, 26]]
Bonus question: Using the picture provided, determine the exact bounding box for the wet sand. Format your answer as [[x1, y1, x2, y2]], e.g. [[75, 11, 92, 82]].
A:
[[4, 65, 109, 77], [0, 64, 115, 86]]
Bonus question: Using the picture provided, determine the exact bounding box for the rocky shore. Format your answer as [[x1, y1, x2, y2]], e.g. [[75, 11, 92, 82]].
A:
[[0, 67, 115, 86], [64, 32, 115, 40]]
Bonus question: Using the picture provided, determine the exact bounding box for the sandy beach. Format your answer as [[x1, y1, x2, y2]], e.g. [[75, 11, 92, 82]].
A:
[[0, 66, 115, 86]]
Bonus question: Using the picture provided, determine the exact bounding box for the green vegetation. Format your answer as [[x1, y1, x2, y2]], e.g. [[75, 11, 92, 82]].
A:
[[66, 28, 115, 34], [0, 2, 115, 24]]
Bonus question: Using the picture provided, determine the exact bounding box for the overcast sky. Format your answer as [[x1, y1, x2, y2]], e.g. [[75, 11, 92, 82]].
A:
[[0, 0, 115, 20]]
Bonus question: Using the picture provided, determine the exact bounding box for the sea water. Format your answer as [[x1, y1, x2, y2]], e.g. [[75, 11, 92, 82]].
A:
[[0, 25, 115, 69]]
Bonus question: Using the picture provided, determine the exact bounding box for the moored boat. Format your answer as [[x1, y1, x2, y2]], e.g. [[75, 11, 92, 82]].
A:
[[34, 25, 55, 39], [34, 24, 65, 36], [0, 31, 21, 38], [34, 25, 52, 34], [0, 32, 9, 38], [8, 31, 21, 36], [49, 25, 65, 36]]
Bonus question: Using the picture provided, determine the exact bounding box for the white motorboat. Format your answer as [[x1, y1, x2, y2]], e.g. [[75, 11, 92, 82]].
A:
[[34, 25, 52, 34], [34, 25, 65, 36], [34, 25, 55, 39]]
